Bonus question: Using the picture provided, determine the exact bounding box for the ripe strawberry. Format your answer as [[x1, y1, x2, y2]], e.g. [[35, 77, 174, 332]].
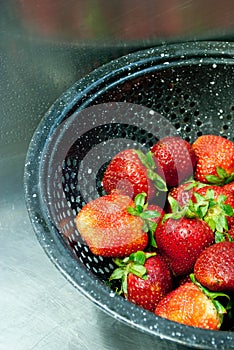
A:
[[155, 281, 227, 330], [150, 136, 197, 188], [228, 226, 234, 241], [223, 181, 234, 196], [102, 149, 167, 202], [192, 135, 234, 185], [155, 215, 214, 276], [75, 191, 160, 257], [194, 241, 234, 292], [109, 251, 173, 312]]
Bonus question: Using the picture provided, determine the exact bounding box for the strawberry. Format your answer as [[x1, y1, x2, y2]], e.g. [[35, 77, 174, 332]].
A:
[[228, 226, 234, 241], [192, 135, 234, 185], [155, 212, 214, 276], [150, 136, 197, 188], [75, 191, 160, 257], [223, 181, 234, 196], [155, 280, 228, 330], [194, 241, 234, 292], [102, 149, 167, 202], [109, 251, 173, 312]]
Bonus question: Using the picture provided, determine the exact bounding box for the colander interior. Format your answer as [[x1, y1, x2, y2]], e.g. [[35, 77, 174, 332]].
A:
[[25, 41, 234, 350]]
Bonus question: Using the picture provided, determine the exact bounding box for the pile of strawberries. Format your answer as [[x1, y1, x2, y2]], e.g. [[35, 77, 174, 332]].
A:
[[75, 134, 234, 331]]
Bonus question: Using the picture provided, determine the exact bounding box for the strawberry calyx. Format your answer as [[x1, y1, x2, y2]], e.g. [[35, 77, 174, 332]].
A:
[[162, 188, 234, 241], [109, 251, 156, 295], [162, 195, 198, 222], [134, 150, 168, 192], [190, 273, 231, 327], [183, 177, 208, 191], [215, 231, 234, 243], [127, 192, 161, 247], [186, 188, 234, 240], [206, 166, 234, 186]]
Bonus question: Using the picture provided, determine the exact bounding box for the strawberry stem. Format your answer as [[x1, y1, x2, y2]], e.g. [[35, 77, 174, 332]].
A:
[[162, 195, 198, 222]]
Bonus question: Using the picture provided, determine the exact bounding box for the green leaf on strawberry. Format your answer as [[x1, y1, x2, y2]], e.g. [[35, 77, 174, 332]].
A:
[[206, 166, 234, 186], [129, 250, 148, 265], [134, 150, 168, 192], [215, 230, 234, 243], [186, 188, 234, 237], [127, 192, 161, 248], [134, 191, 148, 209]]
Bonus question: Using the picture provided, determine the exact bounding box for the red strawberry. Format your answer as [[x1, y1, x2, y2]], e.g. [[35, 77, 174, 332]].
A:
[[109, 251, 173, 312], [192, 135, 234, 185], [102, 149, 167, 202], [228, 226, 234, 241], [150, 136, 197, 188], [194, 241, 234, 292], [75, 191, 161, 257], [75, 191, 148, 257], [223, 181, 234, 196], [155, 216, 214, 276], [155, 281, 226, 330]]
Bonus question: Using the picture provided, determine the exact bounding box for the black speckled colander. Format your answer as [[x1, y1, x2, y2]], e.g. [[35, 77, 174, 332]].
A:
[[24, 41, 234, 350]]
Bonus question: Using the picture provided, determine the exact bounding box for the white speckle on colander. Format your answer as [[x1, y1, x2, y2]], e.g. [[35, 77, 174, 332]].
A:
[[84, 245, 89, 253], [213, 63, 217, 68], [32, 193, 37, 198]]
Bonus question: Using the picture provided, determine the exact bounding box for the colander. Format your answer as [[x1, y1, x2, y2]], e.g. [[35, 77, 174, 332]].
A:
[[24, 41, 234, 350]]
